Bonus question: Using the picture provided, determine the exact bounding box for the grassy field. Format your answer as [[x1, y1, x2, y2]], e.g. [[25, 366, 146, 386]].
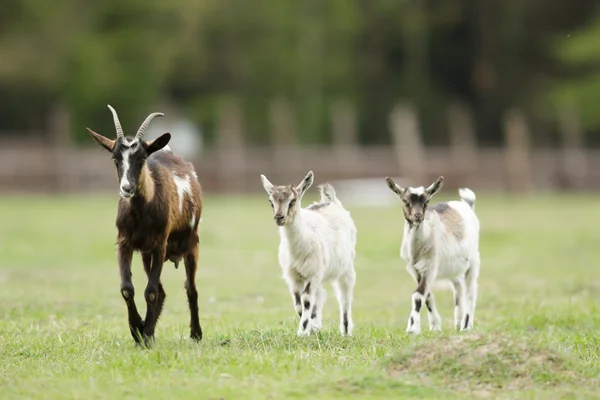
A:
[[1, 191, 599, 399]]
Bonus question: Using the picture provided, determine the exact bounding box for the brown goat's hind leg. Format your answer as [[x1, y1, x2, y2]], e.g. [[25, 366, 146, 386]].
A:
[[184, 244, 202, 341], [142, 247, 167, 347], [141, 252, 166, 326], [119, 244, 144, 344]]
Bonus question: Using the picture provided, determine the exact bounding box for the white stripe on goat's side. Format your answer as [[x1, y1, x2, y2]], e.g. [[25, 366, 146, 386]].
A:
[[190, 214, 196, 229], [173, 173, 192, 213]]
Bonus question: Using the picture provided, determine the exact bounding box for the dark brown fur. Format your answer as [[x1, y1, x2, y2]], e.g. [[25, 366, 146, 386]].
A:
[[115, 149, 203, 346], [88, 124, 203, 347]]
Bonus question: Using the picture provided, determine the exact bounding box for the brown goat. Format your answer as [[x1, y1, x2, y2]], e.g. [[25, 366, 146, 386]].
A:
[[87, 105, 203, 347]]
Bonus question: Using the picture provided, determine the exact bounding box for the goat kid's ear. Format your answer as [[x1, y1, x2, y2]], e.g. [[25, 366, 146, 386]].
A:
[[385, 177, 405, 197], [260, 174, 275, 194], [296, 170, 314, 197], [146, 133, 171, 155], [426, 176, 444, 197], [87, 128, 115, 152]]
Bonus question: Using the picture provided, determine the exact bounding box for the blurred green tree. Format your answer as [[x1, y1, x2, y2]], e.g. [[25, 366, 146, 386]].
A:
[[0, 0, 598, 146]]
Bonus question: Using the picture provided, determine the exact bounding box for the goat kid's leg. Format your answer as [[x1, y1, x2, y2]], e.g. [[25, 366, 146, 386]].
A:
[[142, 246, 167, 347], [288, 280, 303, 318], [184, 244, 203, 341], [310, 287, 327, 332], [334, 270, 355, 336], [141, 252, 166, 324], [407, 264, 435, 335], [298, 279, 320, 337], [425, 292, 442, 331], [118, 243, 144, 344], [452, 277, 467, 331], [463, 253, 480, 330]]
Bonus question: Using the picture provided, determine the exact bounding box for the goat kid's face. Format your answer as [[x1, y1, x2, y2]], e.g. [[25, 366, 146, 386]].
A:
[[260, 171, 314, 226], [87, 105, 171, 199], [385, 176, 444, 225]]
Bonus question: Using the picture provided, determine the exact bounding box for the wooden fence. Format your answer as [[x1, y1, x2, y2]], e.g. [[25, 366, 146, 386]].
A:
[[0, 143, 598, 194], [0, 99, 596, 194]]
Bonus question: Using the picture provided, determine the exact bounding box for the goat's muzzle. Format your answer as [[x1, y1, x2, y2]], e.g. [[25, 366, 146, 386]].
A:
[[274, 214, 286, 226], [120, 184, 135, 199]]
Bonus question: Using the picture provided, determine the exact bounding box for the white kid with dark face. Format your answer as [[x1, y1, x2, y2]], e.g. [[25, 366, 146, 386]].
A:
[[260, 172, 313, 226]]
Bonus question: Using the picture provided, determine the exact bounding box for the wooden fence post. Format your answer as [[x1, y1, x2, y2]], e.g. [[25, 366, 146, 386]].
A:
[[447, 101, 477, 181], [330, 101, 360, 179], [216, 95, 246, 192], [269, 96, 299, 182], [389, 103, 425, 184], [48, 103, 72, 193], [503, 108, 533, 192], [558, 104, 586, 190]]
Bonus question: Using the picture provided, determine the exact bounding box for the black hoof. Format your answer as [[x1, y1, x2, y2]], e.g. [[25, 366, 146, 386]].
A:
[[190, 329, 203, 341], [130, 320, 145, 344], [143, 334, 155, 349]]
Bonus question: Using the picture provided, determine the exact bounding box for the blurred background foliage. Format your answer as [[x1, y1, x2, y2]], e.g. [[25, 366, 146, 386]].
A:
[[0, 0, 598, 146]]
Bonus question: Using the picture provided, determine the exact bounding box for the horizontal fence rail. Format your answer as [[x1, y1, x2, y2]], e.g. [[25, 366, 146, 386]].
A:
[[0, 143, 597, 194]]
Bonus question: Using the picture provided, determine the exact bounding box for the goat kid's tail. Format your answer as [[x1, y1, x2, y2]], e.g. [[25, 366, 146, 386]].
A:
[[458, 188, 476, 210], [318, 183, 339, 203]]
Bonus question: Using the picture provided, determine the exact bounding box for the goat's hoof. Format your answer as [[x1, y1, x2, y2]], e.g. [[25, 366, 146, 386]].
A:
[[297, 329, 311, 337], [190, 330, 203, 341], [429, 325, 442, 332], [406, 326, 421, 335], [142, 334, 155, 348]]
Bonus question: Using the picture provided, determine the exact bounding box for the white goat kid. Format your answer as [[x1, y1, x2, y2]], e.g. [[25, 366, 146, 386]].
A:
[[261, 171, 357, 337], [385, 176, 480, 334]]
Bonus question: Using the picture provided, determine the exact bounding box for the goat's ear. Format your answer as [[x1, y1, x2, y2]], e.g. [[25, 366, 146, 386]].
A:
[[146, 133, 171, 155], [87, 128, 115, 152], [426, 176, 444, 197], [260, 174, 275, 194], [296, 170, 314, 197], [385, 177, 404, 198]]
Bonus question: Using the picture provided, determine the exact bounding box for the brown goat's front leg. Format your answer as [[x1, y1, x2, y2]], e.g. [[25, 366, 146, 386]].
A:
[[184, 244, 202, 341], [141, 252, 166, 325], [142, 246, 167, 347], [118, 243, 144, 344]]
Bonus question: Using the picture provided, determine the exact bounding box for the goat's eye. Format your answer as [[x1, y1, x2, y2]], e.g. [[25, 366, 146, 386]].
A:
[[269, 201, 273, 208], [289, 199, 297, 207]]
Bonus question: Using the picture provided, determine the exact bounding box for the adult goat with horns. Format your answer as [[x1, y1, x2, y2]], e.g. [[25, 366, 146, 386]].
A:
[[87, 105, 203, 347]]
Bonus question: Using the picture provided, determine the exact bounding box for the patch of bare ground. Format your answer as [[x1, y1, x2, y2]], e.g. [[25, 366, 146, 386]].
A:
[[387, 333, 589, 393]]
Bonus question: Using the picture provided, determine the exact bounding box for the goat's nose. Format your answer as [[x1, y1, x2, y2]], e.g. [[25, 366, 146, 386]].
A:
[[414, 213, 423, 219], [121, 182, 133, 192], [274, 213, 284, 220]]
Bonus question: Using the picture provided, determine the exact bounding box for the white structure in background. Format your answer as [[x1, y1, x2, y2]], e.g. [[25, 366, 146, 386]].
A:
[[144, 108, 203, 162], [330, 177, 411, 207]]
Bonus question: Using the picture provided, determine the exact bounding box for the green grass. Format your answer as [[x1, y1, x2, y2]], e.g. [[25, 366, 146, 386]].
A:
[[1, 192, 600, 399]]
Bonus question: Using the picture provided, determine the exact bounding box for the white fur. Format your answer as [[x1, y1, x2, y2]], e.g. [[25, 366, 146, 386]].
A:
[[173, 173, 192, 213], [158, 144, 172, 153], [119, 147, 133, 196], [394, 182, 480, 334], [262, 172, 357, 337]]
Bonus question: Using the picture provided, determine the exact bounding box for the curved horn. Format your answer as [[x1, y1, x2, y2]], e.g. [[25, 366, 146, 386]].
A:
[[107, 104, 124, 138], [135, 112, 164, 140]]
